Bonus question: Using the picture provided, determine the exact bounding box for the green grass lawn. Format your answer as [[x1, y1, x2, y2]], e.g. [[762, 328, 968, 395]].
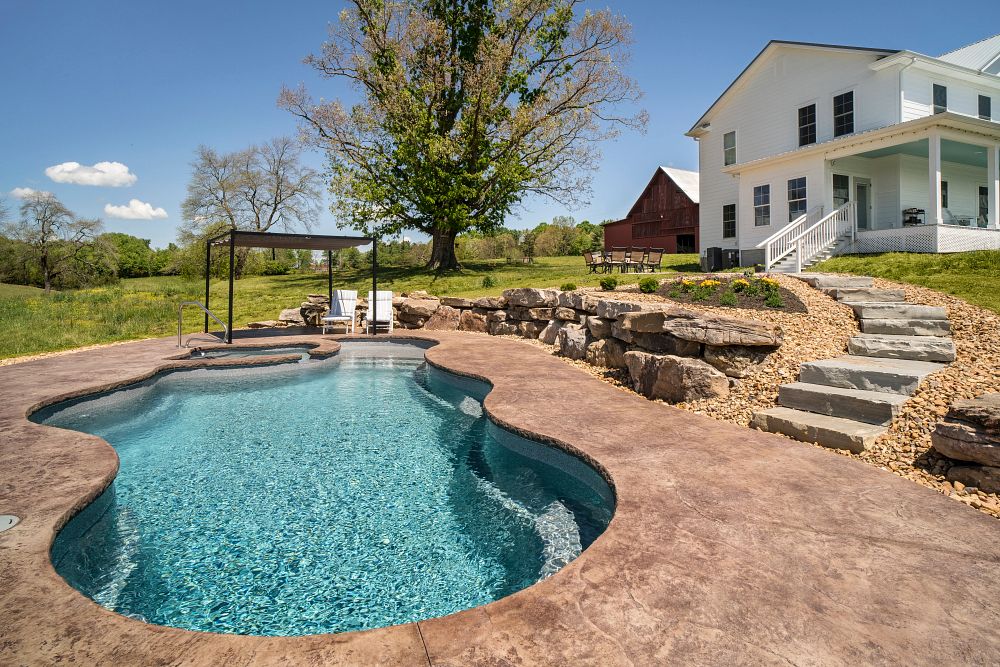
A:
[[0, 254, 700, 359], [811, 250, 1000, 314]]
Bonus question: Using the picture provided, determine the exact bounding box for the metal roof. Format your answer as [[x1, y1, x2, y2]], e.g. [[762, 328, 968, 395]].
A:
[[660, 167, 700, 204], [209, 230, 373, 250], [938, 34, 1000, 74]]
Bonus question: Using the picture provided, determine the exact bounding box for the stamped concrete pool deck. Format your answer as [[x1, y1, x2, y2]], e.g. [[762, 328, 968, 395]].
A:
[[1, 330, 998, 665]]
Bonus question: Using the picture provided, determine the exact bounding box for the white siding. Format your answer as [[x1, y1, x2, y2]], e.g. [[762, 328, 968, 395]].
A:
[[902, 68, 1000, 121], [696, 133, 740, 252], [735, 156, 826, 249], [900, 154, 990, 221]]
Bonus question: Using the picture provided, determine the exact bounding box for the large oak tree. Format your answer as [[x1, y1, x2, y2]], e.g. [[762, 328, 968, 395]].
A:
[[281, 0, 645, 270]]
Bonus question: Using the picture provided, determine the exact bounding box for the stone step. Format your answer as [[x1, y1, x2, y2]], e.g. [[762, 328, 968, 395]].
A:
[[797, 274, 874, 289], [847, 334, 956, 363], [751, 406, 887, 453], [778, 382, 908, 425], [798, 355, 945, 395], [859, 318, 951, 336], [845, 302, 948, 320], [822, 287, 907, 303]]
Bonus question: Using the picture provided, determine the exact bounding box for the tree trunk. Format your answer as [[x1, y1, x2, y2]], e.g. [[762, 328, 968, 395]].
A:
[[41, 249, 51, 294], [427, 227, 460, 271]]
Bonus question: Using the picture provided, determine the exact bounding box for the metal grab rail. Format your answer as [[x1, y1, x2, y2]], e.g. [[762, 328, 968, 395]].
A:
[[178, 301, 228, 348]]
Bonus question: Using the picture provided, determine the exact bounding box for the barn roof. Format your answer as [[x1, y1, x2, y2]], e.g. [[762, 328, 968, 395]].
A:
[[660, 167, 700, 204]]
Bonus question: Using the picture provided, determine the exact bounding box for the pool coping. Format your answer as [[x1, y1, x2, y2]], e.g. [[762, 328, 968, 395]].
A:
[[0, 330, 998, 665]]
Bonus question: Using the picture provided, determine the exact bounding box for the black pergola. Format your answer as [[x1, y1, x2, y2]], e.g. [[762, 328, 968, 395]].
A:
[[206, 230, 375, 343]]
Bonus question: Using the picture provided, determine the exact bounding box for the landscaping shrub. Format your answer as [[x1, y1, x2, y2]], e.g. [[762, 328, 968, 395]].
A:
[[638, 277, 659, 293], [599, 275, 618, 291], [560, 282, 577, 291], [481, 275, 497, 289], [719, 290, 738, 306], [765, 291, 784, 308]]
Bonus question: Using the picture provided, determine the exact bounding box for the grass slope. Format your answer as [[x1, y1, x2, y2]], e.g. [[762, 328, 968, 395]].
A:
[[811, 250, 1000, 314], [0, 255, 700, 359]]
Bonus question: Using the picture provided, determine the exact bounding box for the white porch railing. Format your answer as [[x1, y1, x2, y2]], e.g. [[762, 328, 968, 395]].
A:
[[759, 202, 855, 271], [757, 206, 824, 270]]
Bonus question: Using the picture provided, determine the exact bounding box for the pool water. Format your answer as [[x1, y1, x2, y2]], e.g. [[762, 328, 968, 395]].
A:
[[188, 346, 312, 360], [38, 342, 613, 636]]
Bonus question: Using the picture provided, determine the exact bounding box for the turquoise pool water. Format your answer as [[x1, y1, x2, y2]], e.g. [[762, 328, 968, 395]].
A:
[[38, 342, 613, 637]]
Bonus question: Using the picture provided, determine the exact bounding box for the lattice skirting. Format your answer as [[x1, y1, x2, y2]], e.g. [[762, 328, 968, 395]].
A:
[[843, 225, 1000, 254]]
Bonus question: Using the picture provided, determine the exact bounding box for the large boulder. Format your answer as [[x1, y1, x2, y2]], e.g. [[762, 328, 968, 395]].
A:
[[247, 320, 287, 329], [610, 320, 700, 356], [586, 338, 628, 369], [398, 297, 440, 323], [947, 465, 1000, 494], [508, 306, 557, 321], [624, 351, 730, 402], [619, 308, 783, 347], [554, 307, 579, 322], [596, 299, 648, 320], [458, 309, 489, 333], [278, 308, 306, 326], [489, 319, 519, 336], [585, 316, 613, 340], [503, 288, 559, 308], [440, 296, 475, 309], [560, 291, 600, 314], [932, 394, 1000, 467], [518, 321, 547, 339], [424, 305, 461, 331], [539, 319, 567, 345], [474, 296, 508, 310], [703, 344, 772, 378], [556, 324, 591, 360]]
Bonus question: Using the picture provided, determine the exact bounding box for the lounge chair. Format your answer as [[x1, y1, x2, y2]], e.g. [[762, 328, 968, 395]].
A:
[[584, 251, 606, 273], [366, 290, 394, 333], [321, 289, 357, 334]]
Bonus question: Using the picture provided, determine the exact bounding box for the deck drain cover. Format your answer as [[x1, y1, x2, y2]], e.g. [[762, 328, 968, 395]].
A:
[[0, 515, 20, 533]]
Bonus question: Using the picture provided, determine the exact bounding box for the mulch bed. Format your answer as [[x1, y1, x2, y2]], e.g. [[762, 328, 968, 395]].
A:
[[619, 276, 808, 314]]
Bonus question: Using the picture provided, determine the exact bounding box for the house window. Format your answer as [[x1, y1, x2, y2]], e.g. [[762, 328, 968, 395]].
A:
[[676, 234, 696, 254], [933, 84, 947, 114], [980, 95, 992, 121], [788, 177, 807, 221], [722, 204, 736, 238], [941, 181, 949, 209], [833, 91, 854, 137], [798, 104, 817, 146], [723, 131, 736, 166], [833, 174, 850, 208], [753, 185, 771, 226], [980, 186, 990, 227]]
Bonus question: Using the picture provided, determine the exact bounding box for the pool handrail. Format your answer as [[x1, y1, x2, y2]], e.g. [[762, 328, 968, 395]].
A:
[[178, 301, 229, 347]]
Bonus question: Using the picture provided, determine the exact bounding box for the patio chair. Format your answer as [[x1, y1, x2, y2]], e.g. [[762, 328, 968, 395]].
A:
[[644, 248, 664, 272], [628, 247, 649, 272], [584, 251, 606, 273], [366, 290, 394, 333], [609, 247, 627, 273], [321, 289, 357, 334]]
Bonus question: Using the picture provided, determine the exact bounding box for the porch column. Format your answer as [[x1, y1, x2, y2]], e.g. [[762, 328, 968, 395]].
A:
[[928, 132, 943, 225], [989, 143, 999, 229]]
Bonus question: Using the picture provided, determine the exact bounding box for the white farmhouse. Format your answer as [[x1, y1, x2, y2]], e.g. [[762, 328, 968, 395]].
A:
[[687, 36, 1000, 271]]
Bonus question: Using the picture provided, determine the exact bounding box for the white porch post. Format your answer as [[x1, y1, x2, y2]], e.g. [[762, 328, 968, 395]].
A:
[[989, 144, 999, 229], [928, 132, 943, 225]]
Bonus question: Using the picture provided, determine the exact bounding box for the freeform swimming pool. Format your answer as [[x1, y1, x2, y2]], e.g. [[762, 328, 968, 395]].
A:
[[37, 341, 614, 637]]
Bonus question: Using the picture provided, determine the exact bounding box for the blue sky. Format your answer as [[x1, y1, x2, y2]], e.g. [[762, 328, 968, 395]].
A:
[[1, 0, 996, 248]]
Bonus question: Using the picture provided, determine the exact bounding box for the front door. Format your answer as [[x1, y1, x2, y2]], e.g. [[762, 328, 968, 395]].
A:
[[855, 178, 872, 230]]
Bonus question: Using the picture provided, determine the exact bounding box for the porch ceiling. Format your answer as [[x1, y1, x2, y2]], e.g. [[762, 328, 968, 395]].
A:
[[857, 138, 990, 167]]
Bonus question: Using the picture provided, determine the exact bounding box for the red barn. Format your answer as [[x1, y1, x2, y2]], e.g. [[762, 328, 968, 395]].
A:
[[603, 167, 699, 254]]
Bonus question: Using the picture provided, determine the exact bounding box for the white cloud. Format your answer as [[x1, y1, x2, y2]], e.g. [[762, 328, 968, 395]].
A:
[[45, 161, 137, 187], [10, 186, 52, 198], [104, 199, 168, 220]]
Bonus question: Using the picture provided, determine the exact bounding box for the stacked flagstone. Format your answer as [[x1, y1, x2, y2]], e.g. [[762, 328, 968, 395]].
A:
[[933, 394, 1000, 494]]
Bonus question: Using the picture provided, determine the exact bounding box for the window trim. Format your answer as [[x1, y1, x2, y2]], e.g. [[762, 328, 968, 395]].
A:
[[941, 180, 949, 209], [787, 177, 808, 222], [723, 130, 737, 166], [833, 89, 855, 138], [797, 103, 817, 147], [753, 184, 771, 227], [932, 83, 948, 115], [979, 94, 992, 121], [722, 203, 737, 239]]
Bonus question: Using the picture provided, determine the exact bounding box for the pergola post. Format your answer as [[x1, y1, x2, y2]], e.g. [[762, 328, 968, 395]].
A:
[[327, 250, 333, 306], [928, 132, 943, 225], [371, 238, 378, 336], [227, 230, 235, 344], [989, 143, 999, 229], [204, 239, 211, 333]]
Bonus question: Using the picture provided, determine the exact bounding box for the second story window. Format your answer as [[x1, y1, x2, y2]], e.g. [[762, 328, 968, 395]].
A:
[[753, 185, 770, 226], [723, 131, 736, 166], [933, 84, 947, 114], [980, 95, 992, 121], [788, 177, 807, 221], [722, 204, 736, 238], [798, 104, 816, 146], [833, 91, 854, 137]]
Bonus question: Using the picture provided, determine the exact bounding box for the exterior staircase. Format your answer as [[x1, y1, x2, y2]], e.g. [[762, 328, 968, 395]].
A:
[[768, 232, 852, 273], [751, 274, 955, 452]]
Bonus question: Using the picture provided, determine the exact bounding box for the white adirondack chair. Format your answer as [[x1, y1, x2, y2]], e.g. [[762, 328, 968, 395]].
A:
[[321, 290, 357, 334], [366, 290, 394, 333]]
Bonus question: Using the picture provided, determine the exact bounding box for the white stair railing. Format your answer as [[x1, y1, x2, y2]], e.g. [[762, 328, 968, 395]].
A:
[[786, 201, 856, 272], [758, 206, 824, 270]]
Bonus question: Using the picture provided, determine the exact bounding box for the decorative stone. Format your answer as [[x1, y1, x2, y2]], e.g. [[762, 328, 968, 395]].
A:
[[586, 338, 628, 369], [932, 395, 1000, 467], [554, 307, 578, 321], [474, 296, 508, 310], [624, 351, 730, 402], [398, 298, 440, 322], [611, 321, 699, 356], [619, 308, 783, 347], [518, 321, 547, 339], [391, 296, 405, 307], [489, 320, 519, 336], [247, 320, 286, 329], [306, 294, 329, 305], [946, 465, 1000, 495], [508, 306, 557, 321], [503, 288, 559, 307], [585, 316, 613, 340], [440, 296, 475, 308], [596, 300, 648, 320], [948, 394, 1000, 430], [703, 345, 772, 378], [539, 319, 567, 345], [486, 310, 508, 324], [406, 290, 431, 299], [458, 309, 489, 333], [559, 291, 601, 313], [424, 305, 461, 331], [556, 324, 591, 360], [278, 308, 306, 325]]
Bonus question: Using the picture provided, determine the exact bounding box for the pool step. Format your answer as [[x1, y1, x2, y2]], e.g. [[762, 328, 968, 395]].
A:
[[798, 356, 945, 395], [778, 382, 908, 425], [751, 407, 887, 453], [847, 333, 956, 363], [859, 318, 951, 336]]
